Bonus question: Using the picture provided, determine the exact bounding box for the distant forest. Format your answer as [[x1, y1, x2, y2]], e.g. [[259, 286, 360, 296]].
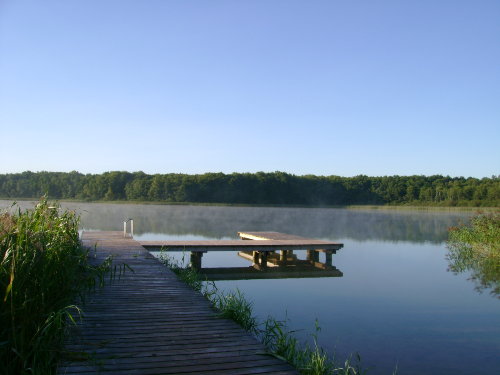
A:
[[0, 171, 498, 207]]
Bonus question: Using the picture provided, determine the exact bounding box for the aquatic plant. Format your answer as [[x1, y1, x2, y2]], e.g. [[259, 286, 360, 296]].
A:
[[260, 317, 368, 375], [447, 211, 500, 297], [159, 251, 204, 293], [0, 199, 112, 374], [210, 287, 257, 333]]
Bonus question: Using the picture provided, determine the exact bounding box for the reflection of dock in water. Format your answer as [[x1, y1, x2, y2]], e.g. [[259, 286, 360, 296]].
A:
[[141, 231, 344, 280], [200, 263, 343, 281]]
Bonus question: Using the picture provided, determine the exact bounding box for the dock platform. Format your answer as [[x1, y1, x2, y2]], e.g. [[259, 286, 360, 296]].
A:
[[140, 232, 343, 271], [139, 235, 343, 253], [59, 231, 298, 375]]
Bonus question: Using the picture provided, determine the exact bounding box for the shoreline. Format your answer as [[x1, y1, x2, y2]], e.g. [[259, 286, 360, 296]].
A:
[[0, 197, 497, 211]]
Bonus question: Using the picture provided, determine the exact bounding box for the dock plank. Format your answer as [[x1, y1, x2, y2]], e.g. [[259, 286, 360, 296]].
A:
[[238, 231, 314, 241], [140, 239, 343, 252], [140, 231, 343, 253], [58, 232, 298, 374]]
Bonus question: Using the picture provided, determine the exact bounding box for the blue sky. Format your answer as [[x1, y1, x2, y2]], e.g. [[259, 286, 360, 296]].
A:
[[0, 0, 498, 177]]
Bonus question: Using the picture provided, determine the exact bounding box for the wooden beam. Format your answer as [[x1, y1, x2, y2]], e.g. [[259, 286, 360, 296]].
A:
[[140, 239, 343, 253]]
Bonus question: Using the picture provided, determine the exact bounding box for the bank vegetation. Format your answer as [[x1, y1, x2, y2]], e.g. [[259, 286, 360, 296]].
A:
[[0, 200, 111, 374], [447, 212, 500, 297]]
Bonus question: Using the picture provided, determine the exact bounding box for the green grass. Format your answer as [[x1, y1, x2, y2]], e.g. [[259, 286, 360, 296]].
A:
[[447, 211, 500, 297], [259, 316, 370, 375], [0, 199, 112, 374], [159, 253, 389, 375], [210, 287, 258, 333]]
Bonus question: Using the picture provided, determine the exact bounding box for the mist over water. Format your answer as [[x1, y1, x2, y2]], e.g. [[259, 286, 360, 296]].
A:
[[1, 201, 471, 243], [1, 201, 497, 375], [82, 204, 472, 243]]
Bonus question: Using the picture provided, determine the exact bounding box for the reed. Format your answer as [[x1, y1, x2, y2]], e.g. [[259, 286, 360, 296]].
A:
[[159, 252, 204, 292], [0, 199, 111, 374], [260, 317, 368, 375], [210, 287, 258, 333]]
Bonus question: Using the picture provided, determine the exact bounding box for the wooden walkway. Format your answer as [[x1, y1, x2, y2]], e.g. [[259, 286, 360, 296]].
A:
[[59, 231, 298, 375]]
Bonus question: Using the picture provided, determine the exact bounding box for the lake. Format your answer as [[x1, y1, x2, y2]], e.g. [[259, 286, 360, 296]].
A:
[[1, 201, 498, 374]]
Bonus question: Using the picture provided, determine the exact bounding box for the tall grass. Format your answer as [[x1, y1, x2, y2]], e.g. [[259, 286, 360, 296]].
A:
[[210, 287, 258, 333], [0, 199, 111, 374], [159, 253, 379, 375]]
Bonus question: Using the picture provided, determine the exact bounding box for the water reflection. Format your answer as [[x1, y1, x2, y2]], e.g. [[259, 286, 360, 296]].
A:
[[1, 200, 497, 375], [0, 201, 472, 244], [200, 249, 343, 281], [447, 242, 500, 298], [0, 201, 471, 244]]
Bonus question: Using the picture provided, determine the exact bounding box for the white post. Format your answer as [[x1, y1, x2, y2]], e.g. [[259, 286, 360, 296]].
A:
[[123, 219, 134, 238]]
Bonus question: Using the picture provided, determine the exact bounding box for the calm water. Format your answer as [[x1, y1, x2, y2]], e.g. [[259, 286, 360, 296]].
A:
[[2, 201, 499, 374]]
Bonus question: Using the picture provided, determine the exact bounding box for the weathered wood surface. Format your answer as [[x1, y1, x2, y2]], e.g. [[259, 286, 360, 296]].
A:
[[59, 231, 298, 375], [238, 232, 343, 254], [238, 232, 315, 241], [140, 238, 343, 252]]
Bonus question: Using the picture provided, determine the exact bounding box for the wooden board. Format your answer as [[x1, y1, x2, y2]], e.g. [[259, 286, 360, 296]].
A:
[[238, 232, 315, 241], [58, 231, 298, 375], [139, 239, 343, 252]]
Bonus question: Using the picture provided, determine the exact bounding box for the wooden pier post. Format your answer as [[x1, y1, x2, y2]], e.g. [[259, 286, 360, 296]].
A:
[[260, 251, 268, 269], [253, 251, 259, 264], [307, 250, 320, 263], [325, 250, 333, 267], [280, 250, 287, 264], [190, 251, 203, 271]]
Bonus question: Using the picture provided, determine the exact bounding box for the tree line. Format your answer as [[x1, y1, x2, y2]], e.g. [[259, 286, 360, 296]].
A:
[[0, 171, 498, 207]]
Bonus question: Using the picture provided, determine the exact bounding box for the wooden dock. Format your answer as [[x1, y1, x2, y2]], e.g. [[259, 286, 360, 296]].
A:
[[59, 231, 298, 375], [139, 236, 343, 253], [140, 231, 343, 271]]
